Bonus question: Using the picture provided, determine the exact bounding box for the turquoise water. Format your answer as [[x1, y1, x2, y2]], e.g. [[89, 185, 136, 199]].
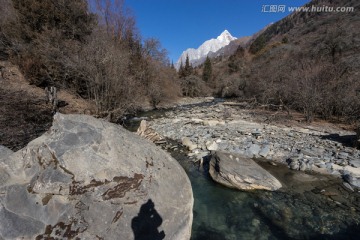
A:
[[174, 153, 360, 240], [172, 153, 272, 240]]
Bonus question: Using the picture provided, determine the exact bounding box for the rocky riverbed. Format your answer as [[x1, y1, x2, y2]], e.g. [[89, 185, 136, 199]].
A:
[[124, 99, 360, 239], [146, 102, 360, 190]]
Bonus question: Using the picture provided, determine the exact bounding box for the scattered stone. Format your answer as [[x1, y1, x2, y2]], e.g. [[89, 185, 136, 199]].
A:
[[343, 182, 354, 192], [203, 120, 220, 126], [287, 132, 294, 137], [323, 157, 331, 163], [318, 163, 326, 169], [338, 152, 349, 159], [269, 161, 277, 166], [206, 141, 218, 151], [349, 159, 360, 168], [259, 145, 270, 158], [325, 162, 333, 170], [182, 137, 198, 151], [131, 116, 149, 122], [299, 161, 307, 171], [289, 160, 299, 170], [301, 149, 318, 157], [191, 118, 203, 124], [251, 129, 261, 138]]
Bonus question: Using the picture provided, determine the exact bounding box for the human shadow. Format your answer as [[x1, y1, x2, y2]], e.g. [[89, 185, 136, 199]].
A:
[[131, 199, 165, 240]]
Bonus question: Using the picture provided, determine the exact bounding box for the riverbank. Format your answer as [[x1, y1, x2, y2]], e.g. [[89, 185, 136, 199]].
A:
[[132, 99, 360, 239], [146, 101, 360, 188]]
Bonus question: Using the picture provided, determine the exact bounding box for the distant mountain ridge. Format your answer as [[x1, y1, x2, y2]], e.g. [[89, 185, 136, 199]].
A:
[[175, 25, 273, 69], [176, 30, 237, 69]]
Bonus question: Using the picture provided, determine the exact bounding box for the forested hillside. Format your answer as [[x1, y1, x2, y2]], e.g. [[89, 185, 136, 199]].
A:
[[195, 0, 360, 123], [0, 0, 180, 121]]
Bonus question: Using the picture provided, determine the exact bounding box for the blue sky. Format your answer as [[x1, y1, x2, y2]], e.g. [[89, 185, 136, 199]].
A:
[[125, 0, 310, 62]]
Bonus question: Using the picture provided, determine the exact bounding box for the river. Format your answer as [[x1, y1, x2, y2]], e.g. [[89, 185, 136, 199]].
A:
[[125, 101, 360, 240]]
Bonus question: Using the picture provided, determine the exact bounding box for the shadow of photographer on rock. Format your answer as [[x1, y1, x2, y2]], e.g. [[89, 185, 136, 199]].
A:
[[131, 199, 165, 240]]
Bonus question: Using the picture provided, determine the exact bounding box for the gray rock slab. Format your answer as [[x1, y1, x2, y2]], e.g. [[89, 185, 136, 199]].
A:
[[0, 113, 193, 240], [209, 152, 282, 191]]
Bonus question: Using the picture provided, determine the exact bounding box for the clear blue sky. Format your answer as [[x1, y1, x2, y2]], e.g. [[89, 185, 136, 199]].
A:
[[125, 0, 310, 62]]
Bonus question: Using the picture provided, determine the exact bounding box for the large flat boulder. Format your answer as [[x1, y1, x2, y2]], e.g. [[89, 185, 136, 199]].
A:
[[209, 152, 282, 191], [0, 113, 193, 240]]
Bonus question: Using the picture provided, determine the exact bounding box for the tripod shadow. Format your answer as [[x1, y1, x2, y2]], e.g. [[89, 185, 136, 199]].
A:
[[131, 199, 165, 240]]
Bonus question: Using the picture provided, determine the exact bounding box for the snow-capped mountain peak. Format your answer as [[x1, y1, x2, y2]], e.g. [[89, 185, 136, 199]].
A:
[[176, 30, 237, 69], [217, 30, 236, 42]]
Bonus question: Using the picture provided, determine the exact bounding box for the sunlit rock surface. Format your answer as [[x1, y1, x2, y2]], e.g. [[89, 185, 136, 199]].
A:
[[0, 113, 193, 239]]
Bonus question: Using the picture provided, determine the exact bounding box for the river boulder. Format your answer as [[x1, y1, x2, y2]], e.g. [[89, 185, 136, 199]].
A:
[[209, 152, 282, 191], [0, 113, 193, 239]]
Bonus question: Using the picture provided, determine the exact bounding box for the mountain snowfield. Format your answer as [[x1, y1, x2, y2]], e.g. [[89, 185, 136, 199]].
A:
[[176, 30, 237, 69]]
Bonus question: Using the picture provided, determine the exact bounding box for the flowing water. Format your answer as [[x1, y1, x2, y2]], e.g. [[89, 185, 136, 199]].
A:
[[124, 103, 360, 240], [172, 149, 360, 240]]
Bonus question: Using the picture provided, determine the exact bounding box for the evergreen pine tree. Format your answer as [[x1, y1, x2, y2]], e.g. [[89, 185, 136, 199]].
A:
[[202, 56, 212, 82], [184, 54, 193, 77]]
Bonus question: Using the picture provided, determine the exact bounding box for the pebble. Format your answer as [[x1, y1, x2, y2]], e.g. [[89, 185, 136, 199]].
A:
[[259, 145, 271, 158], [343, 182, 354, 192]]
